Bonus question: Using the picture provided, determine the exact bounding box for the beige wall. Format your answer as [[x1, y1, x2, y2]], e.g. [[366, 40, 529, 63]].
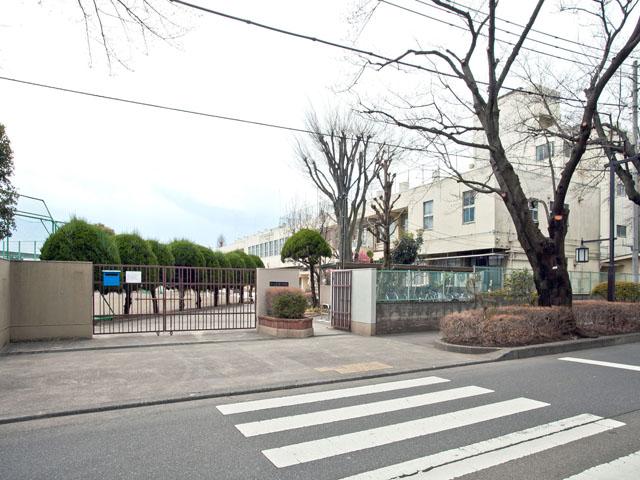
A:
[[0, 259, 10, 347], [255, 268, 301, 317], [9, 260, 93, 341]]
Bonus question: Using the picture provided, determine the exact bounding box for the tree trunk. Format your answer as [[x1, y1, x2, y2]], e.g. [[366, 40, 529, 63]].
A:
[[309, 263, 318, 308], [151, 287, 159, 314], [124, 285, 133, 315], [196, 288, 202, 309], [214, 286, 219, 307]]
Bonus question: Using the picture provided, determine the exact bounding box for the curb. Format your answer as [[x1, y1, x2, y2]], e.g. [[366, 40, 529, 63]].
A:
[[434, 332, 640, 360]]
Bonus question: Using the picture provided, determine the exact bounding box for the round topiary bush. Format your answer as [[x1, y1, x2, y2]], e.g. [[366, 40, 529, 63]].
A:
[[249, 254, 265, 268], [147, 240, 175, 266], [115, 234, 157, 266], [40, 218, 120, 264], [268, 288, 307, 319], [591, 281, 640, 302], [169, 240, 205, 267]]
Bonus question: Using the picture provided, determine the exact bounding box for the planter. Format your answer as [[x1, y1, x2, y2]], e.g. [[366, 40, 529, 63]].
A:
[[258, 315, 314, 338]]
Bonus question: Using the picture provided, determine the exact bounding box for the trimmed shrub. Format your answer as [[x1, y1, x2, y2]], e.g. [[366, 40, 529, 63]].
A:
[[249, 254, 265, 268], [211, 251, 230, 268], [197, 245, 219, 269], [440, 306, 574, 347], [265, 287, 302, 316], [265, 287, 307, 319], [40, 218, 120, 264], [592, 281, 640, 302], [225, 252, 246, 268], [573, 300, 640, 335], [147, 240, 174, 266], [115, 234, 157, 266], [169, 239, 205, 267]]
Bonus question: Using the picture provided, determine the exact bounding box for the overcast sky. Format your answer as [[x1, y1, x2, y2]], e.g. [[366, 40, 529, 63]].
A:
[[1, 1, 635, 248]]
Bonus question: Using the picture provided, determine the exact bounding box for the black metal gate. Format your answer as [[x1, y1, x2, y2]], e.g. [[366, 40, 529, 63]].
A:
[[93, 264, 256, 334], [330, 270, 352, 331]]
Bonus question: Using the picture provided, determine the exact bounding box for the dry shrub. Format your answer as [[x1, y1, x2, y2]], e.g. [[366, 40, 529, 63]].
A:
[[265, 287, 303, 315], [574, 300, 640, 335], [440, 306, 574, 347]]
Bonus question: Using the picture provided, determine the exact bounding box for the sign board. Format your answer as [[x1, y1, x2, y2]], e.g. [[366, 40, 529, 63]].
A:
[[269, 281, 289, 287], [102, 270, 121, 287], [125, 271, 142, 284]]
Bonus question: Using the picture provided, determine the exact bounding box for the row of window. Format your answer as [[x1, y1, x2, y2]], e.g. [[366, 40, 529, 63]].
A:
[[422, 191, 476, 230], [247, 237, 288, 258]]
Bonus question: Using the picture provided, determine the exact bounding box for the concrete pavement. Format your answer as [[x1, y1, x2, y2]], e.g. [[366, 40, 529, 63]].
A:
[[0, 319, 499, 423]]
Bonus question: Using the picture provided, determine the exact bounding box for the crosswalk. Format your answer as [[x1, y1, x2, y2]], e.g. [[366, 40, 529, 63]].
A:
[[216, 375, 630, 479]]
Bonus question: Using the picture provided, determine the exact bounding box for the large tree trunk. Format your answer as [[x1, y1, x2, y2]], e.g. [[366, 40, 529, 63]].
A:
[[123, 285, 133, 315], [151, 287, 159, 314], [309, 264, 318, 308]]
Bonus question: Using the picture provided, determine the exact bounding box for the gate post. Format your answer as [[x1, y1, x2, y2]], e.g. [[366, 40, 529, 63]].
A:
[[162, 267, 167, 333], [348, 268, 377, 336]]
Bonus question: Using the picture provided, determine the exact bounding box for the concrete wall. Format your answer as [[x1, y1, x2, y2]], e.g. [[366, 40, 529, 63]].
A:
[[350, 269, 377, 336], [0, 259, 10, 347], [9, 260, 93, 341], [256, 268, 301, 317], [376, 301, 477, 335]]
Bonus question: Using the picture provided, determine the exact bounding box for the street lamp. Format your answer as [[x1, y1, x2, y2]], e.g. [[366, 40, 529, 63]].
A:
[[575, 245, 589, 263]]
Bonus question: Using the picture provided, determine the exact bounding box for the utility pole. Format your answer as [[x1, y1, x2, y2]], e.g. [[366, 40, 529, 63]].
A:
[[632, 60, 639, 283], [609, 149, 616, 301]]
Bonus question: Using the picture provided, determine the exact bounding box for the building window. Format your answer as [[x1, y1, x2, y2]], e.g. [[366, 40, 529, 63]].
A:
[[535, 142, 554, 161], [462, 190, 475, 224], [423, 200, 434, 230], [529, 200, 539, 224], [617, 182, 626, 197], [617, 224, 627, 238]]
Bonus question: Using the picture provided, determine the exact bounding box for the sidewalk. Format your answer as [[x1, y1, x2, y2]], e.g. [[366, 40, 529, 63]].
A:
[[0, 319, 499, 423]]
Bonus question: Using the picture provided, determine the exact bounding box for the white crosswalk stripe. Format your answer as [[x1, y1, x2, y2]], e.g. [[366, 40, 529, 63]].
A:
[[217, 376, 450, 414], [563, 450, 640, 480], [236, 385, 493, 437], [559, 357, 640, 372], [217, 375, 629, 478], [262, 398, 548, 468], [337, 414, 617, 480]]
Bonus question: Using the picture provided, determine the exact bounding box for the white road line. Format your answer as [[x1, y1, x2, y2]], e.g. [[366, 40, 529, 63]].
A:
[[563, 450, 640, 480], [262, 397, 548, 468], [338, 414, 610, 480], [408, 418, 624, 480], [216, 376, 450, 415], [559, 357, 640, 372], [236, 386, 493, 437]]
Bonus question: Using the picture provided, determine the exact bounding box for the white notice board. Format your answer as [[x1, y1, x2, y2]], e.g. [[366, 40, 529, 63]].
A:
[[125, 271, 142, 284]]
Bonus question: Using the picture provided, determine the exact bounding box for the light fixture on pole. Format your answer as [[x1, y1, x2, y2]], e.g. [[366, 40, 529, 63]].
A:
[[575, 243, 589, 263]]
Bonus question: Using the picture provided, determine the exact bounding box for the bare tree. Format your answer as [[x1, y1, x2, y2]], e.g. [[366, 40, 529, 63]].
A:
[[216, 234, 226, 249], [71, 1, 184, 68], [366, 147, 401, 268], [297, 111, 386, 266], [365, 0, 640, 308]]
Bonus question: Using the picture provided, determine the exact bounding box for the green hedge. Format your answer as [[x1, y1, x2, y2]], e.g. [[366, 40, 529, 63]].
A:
[[592, 281, 640, 302], [269, 288, 307, 319]]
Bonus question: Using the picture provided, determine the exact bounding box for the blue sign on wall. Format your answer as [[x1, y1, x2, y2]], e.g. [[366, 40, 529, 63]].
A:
[[102, 270, 121, 287]]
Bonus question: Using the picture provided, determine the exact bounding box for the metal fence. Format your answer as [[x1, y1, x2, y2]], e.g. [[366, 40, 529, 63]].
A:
[[377, 267, 639, 302], [93, 264, 256, 334]]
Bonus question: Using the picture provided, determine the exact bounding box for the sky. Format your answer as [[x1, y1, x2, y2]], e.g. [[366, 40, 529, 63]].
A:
[[1, 0, 636, 249]]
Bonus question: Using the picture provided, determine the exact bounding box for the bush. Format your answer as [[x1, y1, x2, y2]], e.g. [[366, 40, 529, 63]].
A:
[[591, 281, 640, 302], [147, 240, 174, 266], [440, 306, 574, 347], [115, 234, 157, 266], [573, 300, 640, 335], [503, 269, 536, 303], [40, 218, 120, 264], [265, 287, 306, 318], [169, 240, 205, 267]]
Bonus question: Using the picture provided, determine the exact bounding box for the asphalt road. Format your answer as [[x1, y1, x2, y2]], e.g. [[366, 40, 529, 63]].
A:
[[1, 343, 640, 480]]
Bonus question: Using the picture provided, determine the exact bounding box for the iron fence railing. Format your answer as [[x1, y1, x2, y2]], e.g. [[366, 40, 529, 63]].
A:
[[377, 268, 639, 302]]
